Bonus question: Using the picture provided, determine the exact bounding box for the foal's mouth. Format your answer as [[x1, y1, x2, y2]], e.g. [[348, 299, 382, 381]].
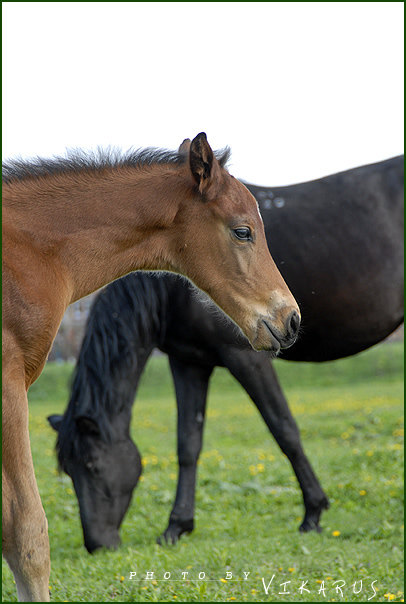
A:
[[261, 319, 282, 353], [247, 312, 300, 353], [262, 316, 300, 352]]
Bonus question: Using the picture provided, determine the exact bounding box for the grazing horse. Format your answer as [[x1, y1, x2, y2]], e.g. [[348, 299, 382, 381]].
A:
[[2, 133, 299, 602], [49, 155, 404, 552]]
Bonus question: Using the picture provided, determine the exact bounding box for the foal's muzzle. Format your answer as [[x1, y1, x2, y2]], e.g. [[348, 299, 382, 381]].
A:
[[254, 308, 301, 352]]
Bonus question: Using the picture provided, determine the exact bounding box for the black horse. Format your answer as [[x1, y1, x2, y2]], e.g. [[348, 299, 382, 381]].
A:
[[49, 156, 404, 553]]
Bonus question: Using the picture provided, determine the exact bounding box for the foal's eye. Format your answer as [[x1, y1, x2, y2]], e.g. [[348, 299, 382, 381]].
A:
[[233, 227, 252, 242]]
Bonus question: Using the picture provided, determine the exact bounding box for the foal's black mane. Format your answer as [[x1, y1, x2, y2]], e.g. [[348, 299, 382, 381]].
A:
[[2, 146, 231, 184], [56, 273, 172, 470]]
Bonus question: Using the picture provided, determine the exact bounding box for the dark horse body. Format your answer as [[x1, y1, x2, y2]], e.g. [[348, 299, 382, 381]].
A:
[[50, 156, 404, 552]]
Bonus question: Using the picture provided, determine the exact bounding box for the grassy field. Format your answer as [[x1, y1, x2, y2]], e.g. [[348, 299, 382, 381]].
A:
[[2, 341, 404, 602]]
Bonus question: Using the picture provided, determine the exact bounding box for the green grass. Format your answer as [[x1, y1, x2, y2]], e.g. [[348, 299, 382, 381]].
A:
[[2, 341, 404, 602]]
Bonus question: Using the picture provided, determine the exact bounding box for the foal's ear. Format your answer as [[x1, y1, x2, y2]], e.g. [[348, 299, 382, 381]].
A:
[[189, 132, 221, 197], [75, 415, 101, 436], [178, 138, 191, 156], [47, 414, 63, 432]]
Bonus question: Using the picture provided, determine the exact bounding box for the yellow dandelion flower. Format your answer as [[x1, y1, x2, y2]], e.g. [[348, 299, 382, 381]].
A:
[[332, 530, 341, 537], [228, 598, 236, 601], [257, 463, 265, 472], [316, 579, 323, 584], [221, 578, 227, 583], [251, 589, 257, 594], [384, 594, 395, 601], [120, 576, 125, 582], [359, 490, 367, 496], [366, 450, 374, 456], [341, 432, 350, 440], [249, 465, 257, 475], [288, 567, 295, 572]]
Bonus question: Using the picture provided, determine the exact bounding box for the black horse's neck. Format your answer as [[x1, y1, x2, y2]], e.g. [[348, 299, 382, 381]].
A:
[[56, 273, 170, 465]]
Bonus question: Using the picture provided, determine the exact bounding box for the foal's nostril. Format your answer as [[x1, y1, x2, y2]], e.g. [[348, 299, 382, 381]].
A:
[[288, 310, 301, 338]]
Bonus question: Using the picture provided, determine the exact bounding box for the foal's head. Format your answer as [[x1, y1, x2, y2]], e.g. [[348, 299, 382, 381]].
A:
[[170, 133, 300, 354]]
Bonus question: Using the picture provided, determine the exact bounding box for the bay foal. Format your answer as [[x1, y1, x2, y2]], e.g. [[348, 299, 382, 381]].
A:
[[2, 133, 300, 601]]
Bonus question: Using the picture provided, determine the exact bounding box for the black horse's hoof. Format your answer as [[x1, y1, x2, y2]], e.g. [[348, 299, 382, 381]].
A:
[[157, 527, 182, 546], [299, 519, 323, 533], [299, 496, 330, 533], [157, 518, 194, 545]]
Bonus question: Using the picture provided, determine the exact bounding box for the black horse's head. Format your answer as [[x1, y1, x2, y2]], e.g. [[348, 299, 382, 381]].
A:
[[47, 274, 164, 552], [48, 413, 142, 553]]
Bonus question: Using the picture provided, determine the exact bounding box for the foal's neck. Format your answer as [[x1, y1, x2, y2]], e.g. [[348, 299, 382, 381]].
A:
[[8, 166, 187, 302]]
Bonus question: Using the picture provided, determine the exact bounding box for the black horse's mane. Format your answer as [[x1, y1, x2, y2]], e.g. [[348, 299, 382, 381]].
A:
[[56, 272, 170, 470], [2, 146, 231, 184]]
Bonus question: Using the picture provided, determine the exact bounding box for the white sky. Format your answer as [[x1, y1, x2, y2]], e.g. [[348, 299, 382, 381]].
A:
[[2, 2, 404, 185]]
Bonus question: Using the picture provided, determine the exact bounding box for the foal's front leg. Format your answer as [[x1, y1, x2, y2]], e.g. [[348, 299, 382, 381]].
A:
[[2, 358, 50, 602], [222, 349, 329, 532], [157, 358, 213, 544]]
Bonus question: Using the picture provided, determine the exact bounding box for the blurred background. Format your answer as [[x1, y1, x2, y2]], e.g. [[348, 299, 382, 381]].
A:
[[3, 2, 404, 360]]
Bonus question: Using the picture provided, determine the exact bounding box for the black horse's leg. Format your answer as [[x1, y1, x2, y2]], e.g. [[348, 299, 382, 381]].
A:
[[223, 349, 329, 532], [158, 357, 213, 544]]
